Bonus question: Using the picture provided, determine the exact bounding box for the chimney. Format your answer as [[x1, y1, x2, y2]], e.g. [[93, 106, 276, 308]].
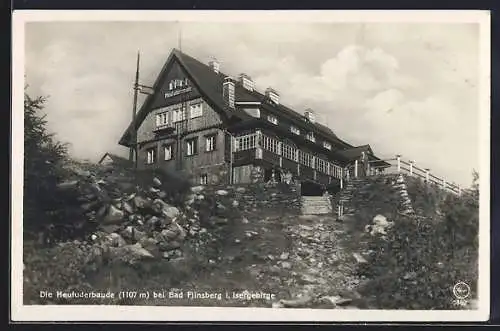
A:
[[304, 108, 316, 123], [209, 58, 220, 74], [223, 77, 235, 109], [265, 87, 280, 105], [239, 73, 255, 92]]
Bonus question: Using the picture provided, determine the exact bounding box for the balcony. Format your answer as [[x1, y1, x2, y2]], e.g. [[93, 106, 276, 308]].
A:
[[153, 124, 175, 134], [232, 131, 343, 184]]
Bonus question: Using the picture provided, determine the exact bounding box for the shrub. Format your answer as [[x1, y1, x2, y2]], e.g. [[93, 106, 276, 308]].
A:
[[357, 174, 479, 309]]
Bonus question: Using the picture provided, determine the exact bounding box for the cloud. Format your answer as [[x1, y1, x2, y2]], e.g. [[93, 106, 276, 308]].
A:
[[23, 22, 480, 187]]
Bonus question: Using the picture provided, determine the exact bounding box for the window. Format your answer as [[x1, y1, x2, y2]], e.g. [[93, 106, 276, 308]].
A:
[[186, 138, 198, 156], [205, 135, 217, 152], [307, 132, 316, 142], [164, 144, 173, 161], [267, 114, 278, 125], [172, 106, 187, 123], [290, 126, 300, 135], [190, 103, 203, 119], [200, 174, 208, 185], [146, 148, 156, 164], [156, 111, 169, 127], [169, 78, 189, 90], [323, 141, 332, 150]]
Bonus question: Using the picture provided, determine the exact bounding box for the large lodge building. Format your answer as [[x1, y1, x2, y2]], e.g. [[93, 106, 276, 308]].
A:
[[119, 49, 390, 194]]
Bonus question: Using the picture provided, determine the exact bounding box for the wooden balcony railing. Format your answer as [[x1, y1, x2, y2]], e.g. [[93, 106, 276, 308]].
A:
[[358, 154, 463, 195], [233, 131, 344, 181]]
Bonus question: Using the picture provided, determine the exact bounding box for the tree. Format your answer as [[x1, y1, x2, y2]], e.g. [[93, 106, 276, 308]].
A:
[[23, 92, 68, 236]]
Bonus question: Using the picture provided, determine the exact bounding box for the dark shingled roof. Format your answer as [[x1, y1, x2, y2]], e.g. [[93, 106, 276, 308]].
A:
[[119, 49, 355, 149]]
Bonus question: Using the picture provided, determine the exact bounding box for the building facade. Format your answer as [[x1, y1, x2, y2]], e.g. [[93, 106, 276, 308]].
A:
[[118, 49, 389, 192]]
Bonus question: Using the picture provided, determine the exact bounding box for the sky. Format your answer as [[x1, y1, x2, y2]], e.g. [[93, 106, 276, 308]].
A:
[[24, 20, 482, 187]]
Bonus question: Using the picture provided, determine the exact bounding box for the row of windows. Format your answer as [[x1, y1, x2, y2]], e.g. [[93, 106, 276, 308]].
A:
[[145, 134, 217, 164], [155, 103, 203, 127], [168, 78, 189, 91]]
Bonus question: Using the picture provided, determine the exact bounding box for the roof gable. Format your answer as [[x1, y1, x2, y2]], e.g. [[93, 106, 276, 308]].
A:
[[119, 49, 235, 147]]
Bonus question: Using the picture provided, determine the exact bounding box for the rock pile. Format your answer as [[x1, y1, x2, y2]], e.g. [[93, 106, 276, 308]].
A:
[[56, 166, 216, 265]]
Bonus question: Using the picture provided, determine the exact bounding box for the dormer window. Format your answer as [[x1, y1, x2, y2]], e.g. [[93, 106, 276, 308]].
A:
[[267, 114, 278, 125], [307, 132, 316, 142], [290, 126, 300, 135], [323, 141, 332, 150]]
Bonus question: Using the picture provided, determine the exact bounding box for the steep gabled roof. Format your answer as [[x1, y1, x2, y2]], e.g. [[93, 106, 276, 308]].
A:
[[118, 48, 355, 149], [98, 152, 133, 167], [119, 49, 239, 147]]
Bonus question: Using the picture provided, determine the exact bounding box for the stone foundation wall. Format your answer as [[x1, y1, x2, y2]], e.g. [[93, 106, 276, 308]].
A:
[[202, 180, 302, 214]]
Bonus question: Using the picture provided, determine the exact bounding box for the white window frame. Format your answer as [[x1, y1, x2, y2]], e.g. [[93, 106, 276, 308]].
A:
[[146, 148, 156, 164], [267, 114, 278, 125], [290, 126, 300, 135], [323, 141, 332, 150], [186, 138, 198, 156], [307, 132, 316, 143], [190, 103, 203, 119], [200, 174, 208, 185], [172, 106, 187, 123], [164, 145, 173, 161], [205, 135, 216, 152], [156, 111, 169, 127]]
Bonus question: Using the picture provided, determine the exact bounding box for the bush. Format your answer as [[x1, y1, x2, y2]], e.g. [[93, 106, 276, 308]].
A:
[[357, 174, 479, 309]]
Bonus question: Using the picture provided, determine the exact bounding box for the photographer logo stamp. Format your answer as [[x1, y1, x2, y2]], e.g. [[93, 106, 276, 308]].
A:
[[452, 281, 471, 307]]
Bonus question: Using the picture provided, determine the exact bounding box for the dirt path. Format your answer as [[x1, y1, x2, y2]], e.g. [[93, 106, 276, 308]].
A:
[[132, 210, 363, 308]]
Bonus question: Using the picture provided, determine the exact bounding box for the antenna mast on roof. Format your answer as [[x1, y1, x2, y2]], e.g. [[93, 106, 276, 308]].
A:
[[130, 50, 140, 168], [178, 21, 182, 52]]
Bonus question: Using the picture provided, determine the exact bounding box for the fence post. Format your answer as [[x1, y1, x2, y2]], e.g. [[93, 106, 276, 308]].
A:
[[396, 154, 401, 173], [425, 168, 430, 182], [409, 160, 414, 176]]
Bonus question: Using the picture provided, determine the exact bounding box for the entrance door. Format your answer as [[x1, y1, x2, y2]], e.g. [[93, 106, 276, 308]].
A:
[[300, 180, 325, 196]]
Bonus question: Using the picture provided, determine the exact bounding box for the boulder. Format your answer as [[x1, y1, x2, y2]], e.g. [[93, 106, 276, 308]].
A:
[[107, 233, 126, 247], [352, 253, 368, 264], [216, 189, 229, 196], [102, 205, 125, 224], [113, 243, 155, 263], [57, 180, 79, 190], [100, 224, 121, 234], [191, 185, 204, 193], [133, 195, 150, 210], [152, 177, 162, 187], [280, 252, 289, 260], [279, 295, 313, 308], [121, 226, 147, 242]]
